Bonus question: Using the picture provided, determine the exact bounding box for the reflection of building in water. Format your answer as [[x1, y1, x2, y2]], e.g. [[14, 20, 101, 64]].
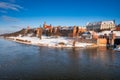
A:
[[85, 48, 98, 60], [86, 20, 115, 31], [97, 47, 107, 62], [97, 47, 115, 63]]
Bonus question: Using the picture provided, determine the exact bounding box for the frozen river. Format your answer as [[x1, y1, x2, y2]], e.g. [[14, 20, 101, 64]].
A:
[[0, 39, 120, 80]]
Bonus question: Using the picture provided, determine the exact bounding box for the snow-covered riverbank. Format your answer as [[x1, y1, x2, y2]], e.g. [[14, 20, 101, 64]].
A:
[[98, 31, 120, 36], [6, 36, 94, 48]]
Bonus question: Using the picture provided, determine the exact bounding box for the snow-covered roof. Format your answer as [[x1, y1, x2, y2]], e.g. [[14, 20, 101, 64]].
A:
[[86, 21, 101, 26], [86, 20, 115, 26], [101, 20, 115, 25]]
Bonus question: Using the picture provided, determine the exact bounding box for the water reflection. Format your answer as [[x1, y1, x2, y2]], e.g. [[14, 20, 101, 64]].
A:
[[0, 39, 120, 80]]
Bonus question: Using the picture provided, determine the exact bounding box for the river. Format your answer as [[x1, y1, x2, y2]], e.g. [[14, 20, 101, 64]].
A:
[[0, 38, 120, 80]]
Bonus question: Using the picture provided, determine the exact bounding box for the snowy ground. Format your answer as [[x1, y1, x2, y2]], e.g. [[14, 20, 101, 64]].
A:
[[3, 30, 120, 48], [98, 31, 120, 36], [8, 35, 93, 48]]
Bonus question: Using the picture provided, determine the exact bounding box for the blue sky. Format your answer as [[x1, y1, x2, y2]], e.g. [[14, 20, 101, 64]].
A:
[[0, 0, 120, 33]]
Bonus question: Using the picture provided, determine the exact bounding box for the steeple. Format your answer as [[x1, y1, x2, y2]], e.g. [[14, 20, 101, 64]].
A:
[[50, 24, 52, 27], [43, 21, 46, 28], [44, 21, 46, 25]]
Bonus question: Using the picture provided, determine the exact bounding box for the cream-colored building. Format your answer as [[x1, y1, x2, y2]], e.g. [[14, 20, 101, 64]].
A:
[[86, 20, 115, 31]]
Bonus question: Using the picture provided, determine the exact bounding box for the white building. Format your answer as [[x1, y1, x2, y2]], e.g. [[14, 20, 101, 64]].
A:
[[86, 20, 115, 31]]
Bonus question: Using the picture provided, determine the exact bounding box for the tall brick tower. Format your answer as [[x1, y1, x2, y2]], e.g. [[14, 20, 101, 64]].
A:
[[43, 21, 46, 29]]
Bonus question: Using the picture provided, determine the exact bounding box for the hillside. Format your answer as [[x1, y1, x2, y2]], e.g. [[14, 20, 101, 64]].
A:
[[0, 28, 35, 37]]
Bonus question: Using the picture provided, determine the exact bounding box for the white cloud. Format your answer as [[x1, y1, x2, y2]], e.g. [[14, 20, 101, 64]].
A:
[[0, 1, 23, 11], [1, 15, 19, 22]]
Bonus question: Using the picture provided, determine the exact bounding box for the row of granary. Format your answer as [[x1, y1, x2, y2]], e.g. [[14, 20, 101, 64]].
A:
[[1, 20, 119, 48], [42, 20, 120, 31], [25, 20, 120, 38], [22, 20, 120, 48], [24, 20, 120, 38]]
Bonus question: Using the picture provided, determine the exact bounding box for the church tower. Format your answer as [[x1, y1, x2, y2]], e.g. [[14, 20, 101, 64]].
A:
[[43, 21, 46, 29]]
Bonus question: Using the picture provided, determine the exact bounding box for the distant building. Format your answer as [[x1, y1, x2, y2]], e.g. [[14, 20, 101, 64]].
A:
[[86, 20, 115, 31], [43, 22, 52, 29], [115, 24, 120, 31], [60, 26, 69, 30], [78, 26, 86, 33]]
